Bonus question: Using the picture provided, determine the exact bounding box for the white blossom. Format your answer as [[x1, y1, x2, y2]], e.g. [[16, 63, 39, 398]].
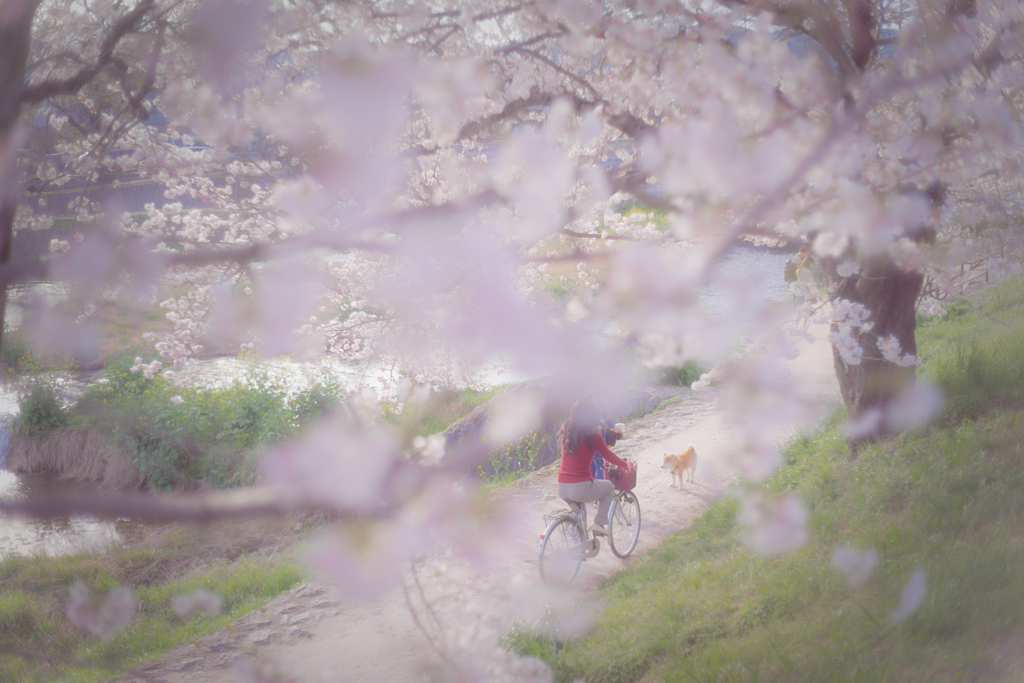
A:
[[877, 334, 923, 367], [836, 261, 860, 277], [412, 434, 446, 467]]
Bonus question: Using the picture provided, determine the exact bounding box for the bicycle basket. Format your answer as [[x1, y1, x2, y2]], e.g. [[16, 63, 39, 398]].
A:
[[606, 461, 637, 491]]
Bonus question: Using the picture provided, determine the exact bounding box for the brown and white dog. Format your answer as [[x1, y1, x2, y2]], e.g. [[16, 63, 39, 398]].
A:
[[662, 445, 697, 488]]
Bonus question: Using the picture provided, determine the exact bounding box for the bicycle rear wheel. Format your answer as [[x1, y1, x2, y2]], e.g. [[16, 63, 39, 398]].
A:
[[609, 491, 641, 558], [539, 517, 584, 586]]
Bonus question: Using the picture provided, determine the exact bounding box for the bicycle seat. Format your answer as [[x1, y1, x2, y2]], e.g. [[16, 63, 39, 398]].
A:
[[565, 500, 585, 511]]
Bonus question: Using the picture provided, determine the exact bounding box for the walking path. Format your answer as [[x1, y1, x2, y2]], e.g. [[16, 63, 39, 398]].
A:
[[113, 320, 840, 683]]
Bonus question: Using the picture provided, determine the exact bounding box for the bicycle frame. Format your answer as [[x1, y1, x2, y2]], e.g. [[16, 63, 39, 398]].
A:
[[538, 487, 642, 585], [539, 503, 600, 561]]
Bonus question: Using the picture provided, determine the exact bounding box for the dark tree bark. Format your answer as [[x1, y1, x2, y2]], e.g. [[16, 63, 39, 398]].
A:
[[769, 1, 975, 438], [0, 0, 40, 363], [823, 188, 940, 439], [0, 0, 156, 361], [829, 258, 924, 420]]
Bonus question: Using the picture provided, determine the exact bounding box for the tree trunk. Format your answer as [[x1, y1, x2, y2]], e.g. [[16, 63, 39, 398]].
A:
[[0, 1, 38, 360], [830, 255, 925, 436]]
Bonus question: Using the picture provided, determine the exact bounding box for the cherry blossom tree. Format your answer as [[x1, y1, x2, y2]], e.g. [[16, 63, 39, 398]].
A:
[[1, 0, 1023, 676]]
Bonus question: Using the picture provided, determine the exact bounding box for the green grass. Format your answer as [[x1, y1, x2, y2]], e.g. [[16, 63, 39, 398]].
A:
[[480, 469, 534, 492], [0, 518, 310, 683], [383, 385, 506, 437], [652, 361, 704, 389], [917, 282, 1024, 422], [508, 278, 1024, 682], [654, 396, 683, 412]]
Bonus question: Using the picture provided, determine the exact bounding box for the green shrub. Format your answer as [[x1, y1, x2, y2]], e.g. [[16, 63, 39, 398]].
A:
[[290, 380, 342, 425], [653, 361, 704, 387], [77, 351, 341, 489], [119, 428, 187, 490], [13, 377, 71, 437]]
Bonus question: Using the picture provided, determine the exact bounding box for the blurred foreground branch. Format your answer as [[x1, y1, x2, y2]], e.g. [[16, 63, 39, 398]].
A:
[[0, 487, 353, 523]]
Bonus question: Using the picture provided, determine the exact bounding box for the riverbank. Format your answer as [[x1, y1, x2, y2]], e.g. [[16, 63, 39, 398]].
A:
[[510, 277, 1024, 682]]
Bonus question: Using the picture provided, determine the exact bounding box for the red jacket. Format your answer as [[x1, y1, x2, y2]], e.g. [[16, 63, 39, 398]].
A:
[[557, 430, 630, 483]]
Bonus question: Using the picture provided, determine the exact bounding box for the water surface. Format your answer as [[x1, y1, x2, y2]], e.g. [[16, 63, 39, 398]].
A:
[[0, 470, 144, 557]]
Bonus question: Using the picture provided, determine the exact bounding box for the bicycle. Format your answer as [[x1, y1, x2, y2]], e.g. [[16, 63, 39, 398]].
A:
[[537, 465, 642, 586]]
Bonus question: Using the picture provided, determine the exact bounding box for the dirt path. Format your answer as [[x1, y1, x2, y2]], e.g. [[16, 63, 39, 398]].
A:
[[112, 320, 840, 683]]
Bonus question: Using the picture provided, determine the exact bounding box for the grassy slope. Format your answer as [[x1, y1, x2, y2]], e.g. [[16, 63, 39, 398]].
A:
[[509, 278, 1024, 683], [0, 518, 310, 683]]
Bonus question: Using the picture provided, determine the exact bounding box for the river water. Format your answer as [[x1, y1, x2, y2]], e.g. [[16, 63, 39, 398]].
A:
[[0, 471, 146, 556], [0, 243, 793, 558], [697, 243, 793, 316]]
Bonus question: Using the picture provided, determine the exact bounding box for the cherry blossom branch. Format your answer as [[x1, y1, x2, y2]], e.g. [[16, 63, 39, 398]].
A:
[[399, 22, 458, 44], [0, 186, 507, 287], [370, 4, 522, 23], [558, 228, 636, 241], [410, 560, 446, 633], [697, 28, 1009, 282], [21, 0, 156, 104], [0, 488, 351, 523], [725, 0, 861, 79], [399, 571, 453, 666], [425, 25, 461, 53], [403, 92, 551, 157], [498, 31, 564, 54], [513, 47, 600, 98]]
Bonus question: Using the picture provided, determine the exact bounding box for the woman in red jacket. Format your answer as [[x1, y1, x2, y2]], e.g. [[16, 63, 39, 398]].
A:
[[557, 398, 631, 537]]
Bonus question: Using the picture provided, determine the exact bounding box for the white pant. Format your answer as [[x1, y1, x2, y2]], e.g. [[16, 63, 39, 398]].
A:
[[558, 479, 615, 526]]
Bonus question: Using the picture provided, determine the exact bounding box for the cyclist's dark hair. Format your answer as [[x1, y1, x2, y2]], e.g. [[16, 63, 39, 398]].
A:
[[560, 398, 601, 453]]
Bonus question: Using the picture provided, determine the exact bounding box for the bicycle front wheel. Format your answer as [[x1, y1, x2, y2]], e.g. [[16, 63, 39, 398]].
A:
[[539, 517, 584, 586], [609, 491, 641, 558]]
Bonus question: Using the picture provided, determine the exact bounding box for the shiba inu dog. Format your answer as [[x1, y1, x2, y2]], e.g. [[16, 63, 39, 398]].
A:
[[662, 445, 697, 488]]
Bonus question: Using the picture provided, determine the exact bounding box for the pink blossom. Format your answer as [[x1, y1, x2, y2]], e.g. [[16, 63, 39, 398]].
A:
[[172, 589, 223, 618], [890, 569, 928, 624], [67, 582, 135, 640], [887, 381, 943, 432], [739, 495, 808, 555], [261, 419, 396, 511], [832, 546, 878, 587], [484, 391, 544, 445]]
